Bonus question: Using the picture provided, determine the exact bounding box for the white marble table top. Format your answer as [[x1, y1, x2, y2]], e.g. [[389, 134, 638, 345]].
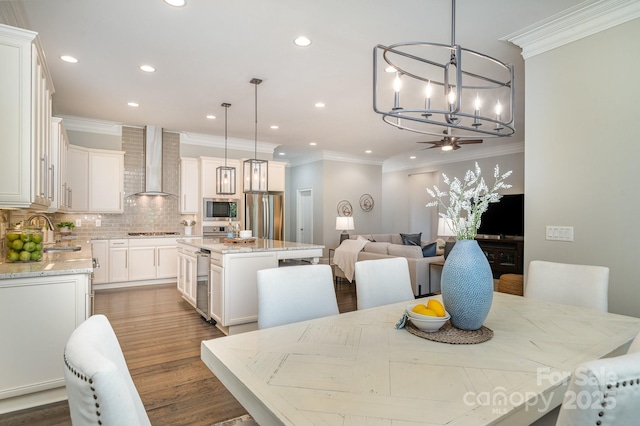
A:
[[201, 292, 640, 425]]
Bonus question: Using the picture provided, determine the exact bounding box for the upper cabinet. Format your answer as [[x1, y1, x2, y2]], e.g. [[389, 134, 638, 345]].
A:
[[0, 24, 55, 209], [268, 161, 286, 192], [67, 145, 124, 213], [200, 157, 241, 199], [179, 157, 199, 214], [49, 117, 70, 212]]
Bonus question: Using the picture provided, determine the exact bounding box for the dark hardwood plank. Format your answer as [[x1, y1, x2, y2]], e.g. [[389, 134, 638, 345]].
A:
[[0, 280, 357, 426]]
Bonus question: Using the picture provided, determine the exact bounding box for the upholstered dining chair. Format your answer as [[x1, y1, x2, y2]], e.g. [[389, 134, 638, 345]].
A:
[[555, 331, 640, 425], [524, 260, 609, 312], [63, 314, 151, 426], [257, 264, 340, 329], [354, 257, 415, 310]]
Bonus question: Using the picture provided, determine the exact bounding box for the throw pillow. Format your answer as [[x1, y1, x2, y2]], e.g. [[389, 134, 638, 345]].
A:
[[422, 242, 437, 257], [400, 232, 422, 246]]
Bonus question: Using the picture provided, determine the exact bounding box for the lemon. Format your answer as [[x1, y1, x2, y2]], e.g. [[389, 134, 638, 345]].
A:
[[427, 299, 446, 317], [412, 304, 429, 315]]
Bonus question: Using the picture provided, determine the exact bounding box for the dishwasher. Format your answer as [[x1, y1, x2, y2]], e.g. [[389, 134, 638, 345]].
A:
[[195, 248, 215, 324]]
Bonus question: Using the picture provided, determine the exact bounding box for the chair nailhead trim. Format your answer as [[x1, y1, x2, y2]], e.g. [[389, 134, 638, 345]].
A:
[[64, 353, 103, 425]]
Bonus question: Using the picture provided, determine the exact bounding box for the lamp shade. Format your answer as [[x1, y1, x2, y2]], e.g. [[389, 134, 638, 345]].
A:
[[336, 216, 354, 231], [243, 158, 268, 193], [216, 166, 236, 195], [437, 218, 456, 237]]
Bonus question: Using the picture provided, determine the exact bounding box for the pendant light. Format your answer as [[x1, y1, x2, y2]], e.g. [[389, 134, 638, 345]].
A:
[[243, 78, 268, 193], [216, 102, 236, 195]]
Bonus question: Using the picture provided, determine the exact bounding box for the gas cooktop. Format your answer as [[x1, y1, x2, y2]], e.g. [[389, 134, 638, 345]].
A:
[[127, 231, 181, 236]]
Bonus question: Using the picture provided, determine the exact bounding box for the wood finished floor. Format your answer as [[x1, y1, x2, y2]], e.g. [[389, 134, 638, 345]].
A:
[[0, 280, 357, 426]]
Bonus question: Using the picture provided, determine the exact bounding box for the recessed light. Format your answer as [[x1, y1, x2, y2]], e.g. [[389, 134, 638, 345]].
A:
[[410, 155, 416, 159], [127, 102, 139, 107], [60, 55, 78, 63], [294, 36, 312, 47], [278, 152, 286, 156], [140, 65, 156, 72], [309, 142, 317, 146], [206, 115, 216, 119], [164, 0, 186, 6], [315, 102, 325, 108], [270, 125, 279, 129], [365, 150, 372, 154]]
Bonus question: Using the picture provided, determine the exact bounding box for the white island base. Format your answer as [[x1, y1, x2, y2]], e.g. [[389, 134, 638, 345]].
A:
[[177, 238, 324, 335]]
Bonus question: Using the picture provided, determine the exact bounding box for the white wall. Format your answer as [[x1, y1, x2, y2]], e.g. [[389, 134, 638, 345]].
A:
[[524, 18, 640, 317]]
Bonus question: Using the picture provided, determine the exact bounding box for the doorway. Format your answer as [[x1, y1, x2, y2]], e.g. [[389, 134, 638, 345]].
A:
[[296, 188, 313, 243]]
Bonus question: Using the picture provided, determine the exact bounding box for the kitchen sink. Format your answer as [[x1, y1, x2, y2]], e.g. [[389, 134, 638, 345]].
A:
[[43, 245, 82, 253]]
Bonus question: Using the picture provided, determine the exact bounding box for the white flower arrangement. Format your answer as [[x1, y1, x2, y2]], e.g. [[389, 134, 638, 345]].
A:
[[426, 163, 512, 240]]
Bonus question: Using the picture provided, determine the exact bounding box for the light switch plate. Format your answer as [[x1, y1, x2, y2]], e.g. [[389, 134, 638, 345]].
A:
[[95, 219, 101, 227], [546, 226, 574, 241], [75, 219, 82, 227]]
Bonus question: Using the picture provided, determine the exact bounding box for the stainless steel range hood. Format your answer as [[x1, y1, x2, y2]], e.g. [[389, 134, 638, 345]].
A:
[[135, 125, 172, 196]]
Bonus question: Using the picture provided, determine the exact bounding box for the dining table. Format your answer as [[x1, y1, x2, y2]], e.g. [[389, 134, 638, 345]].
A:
[[201, 292, 640, 425]]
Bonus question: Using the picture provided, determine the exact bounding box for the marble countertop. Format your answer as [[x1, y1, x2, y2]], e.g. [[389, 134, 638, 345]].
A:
[[177, 237, 324, 254], [89, 234, 201, 240], [0, 240, 93, 279]]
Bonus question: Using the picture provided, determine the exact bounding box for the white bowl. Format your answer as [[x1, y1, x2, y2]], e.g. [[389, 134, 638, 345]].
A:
[[408, 316, 449, 332], [239, 230, 252, 239], [405, 304, 450, 321]]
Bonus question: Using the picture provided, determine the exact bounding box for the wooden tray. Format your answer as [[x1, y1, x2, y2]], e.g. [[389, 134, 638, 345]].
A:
[[223, 237, 256, 244]]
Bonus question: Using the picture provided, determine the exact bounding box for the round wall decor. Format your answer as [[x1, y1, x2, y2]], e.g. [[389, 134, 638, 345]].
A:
[[337, 200, 353, 217], [360, 194, 374, 212]]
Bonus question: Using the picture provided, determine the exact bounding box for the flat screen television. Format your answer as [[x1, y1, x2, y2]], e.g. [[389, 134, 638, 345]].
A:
[[476, 194, 524, 237]]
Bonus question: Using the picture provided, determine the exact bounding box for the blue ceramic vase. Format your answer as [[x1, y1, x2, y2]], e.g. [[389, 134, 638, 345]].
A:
[[441, 239, 493, 330]]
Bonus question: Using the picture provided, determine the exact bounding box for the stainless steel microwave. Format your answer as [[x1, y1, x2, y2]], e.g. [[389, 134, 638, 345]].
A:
[[203, 198, 238, 221]]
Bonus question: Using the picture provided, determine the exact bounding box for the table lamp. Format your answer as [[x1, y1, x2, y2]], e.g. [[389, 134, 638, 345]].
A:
[[336, 216, 354, 243], [437, 217, 456, 259]]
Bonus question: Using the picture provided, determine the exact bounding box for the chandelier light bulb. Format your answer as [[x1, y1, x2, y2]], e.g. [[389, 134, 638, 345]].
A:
[[448, 88, 456, 105], [425, 81, 432, 99], [474, 94, 481, 112], [495, 100, 503, 116], [393, 74, 402, 93]]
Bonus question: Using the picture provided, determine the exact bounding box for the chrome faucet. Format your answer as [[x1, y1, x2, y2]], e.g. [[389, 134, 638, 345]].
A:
[[26, 214, 55, 231]]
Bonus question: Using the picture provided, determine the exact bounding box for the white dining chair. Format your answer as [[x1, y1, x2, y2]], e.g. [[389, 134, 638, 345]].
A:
[[354, 257, 415, 310], [555, 333, 640, 425], [63, 314, 151, 426], [524, 260, 609, 312], [257, 264, 339, 329]]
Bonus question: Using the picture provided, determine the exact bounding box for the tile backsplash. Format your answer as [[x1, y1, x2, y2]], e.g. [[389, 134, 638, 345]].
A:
[[3, 126, 197, 240]]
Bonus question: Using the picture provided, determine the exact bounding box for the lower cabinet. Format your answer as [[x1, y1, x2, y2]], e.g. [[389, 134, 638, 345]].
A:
[[99, 238, 178, 285], [177, 244, 198, 306], [91, 239, 109, 284], [108, 239, 129, 283], [209, 254, 224, 324], [0, 272, 90, 412]]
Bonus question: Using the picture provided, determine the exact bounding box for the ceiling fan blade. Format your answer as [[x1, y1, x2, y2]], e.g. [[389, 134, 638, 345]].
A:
[[457, 139, 483, 144], [416, 140, 442, 145]]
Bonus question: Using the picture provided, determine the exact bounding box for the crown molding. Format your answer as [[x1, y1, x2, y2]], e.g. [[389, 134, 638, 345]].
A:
[[57, 115, 122, 136], [179, 131, 277, 155], [503, 0, 640, 59], [286, 150, 384, 168], [382, 141, 525, 173]]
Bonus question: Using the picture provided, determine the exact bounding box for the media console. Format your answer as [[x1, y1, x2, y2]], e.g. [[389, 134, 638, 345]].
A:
[[476, 237, 524, 279]]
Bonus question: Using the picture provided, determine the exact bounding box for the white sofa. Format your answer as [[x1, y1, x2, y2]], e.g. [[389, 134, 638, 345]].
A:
[[333, 233, 444, 296]]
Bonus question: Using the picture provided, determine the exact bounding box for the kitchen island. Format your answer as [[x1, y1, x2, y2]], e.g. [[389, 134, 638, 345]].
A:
[[0, 241, 93, 414], [177, 238, 324, 335]]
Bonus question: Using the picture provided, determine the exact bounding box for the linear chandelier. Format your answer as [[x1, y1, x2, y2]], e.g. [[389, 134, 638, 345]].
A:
[[373, 0, 515, 139], [216, 102, 236, 195], [243, 78, 268, 193]]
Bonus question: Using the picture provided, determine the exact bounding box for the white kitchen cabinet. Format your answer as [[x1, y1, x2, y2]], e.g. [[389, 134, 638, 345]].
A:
[[89, 150, 124, 212], [66, 145, 124, 213], [49, 117, 70, 212], [0, 24, 54, 209], [209, 253, 224, 324], [177, 243, 198, 306], [0, 272, 90, 409], [109, 239, 129, 283], [66, 146, 89, 212], [179, 157, 199, 214], [91, 239, 109, 284], [268, 161, 286, 192], [199, 157, 223, 199], [128, 238, 178, 282]]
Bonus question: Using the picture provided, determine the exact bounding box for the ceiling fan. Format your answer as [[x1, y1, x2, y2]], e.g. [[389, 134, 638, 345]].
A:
[[417, 133, 483, 151]]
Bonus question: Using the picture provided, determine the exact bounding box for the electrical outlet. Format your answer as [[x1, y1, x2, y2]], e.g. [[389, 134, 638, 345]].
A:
[[96, 219, 101, 227], [75, 219, 82, 227], [546, 226, 574, 241]]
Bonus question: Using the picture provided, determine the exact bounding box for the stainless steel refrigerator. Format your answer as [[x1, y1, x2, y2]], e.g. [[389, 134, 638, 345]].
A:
[[245, 193, 284, 240]]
